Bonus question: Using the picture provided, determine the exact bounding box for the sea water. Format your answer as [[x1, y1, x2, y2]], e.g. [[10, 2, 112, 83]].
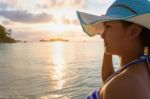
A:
[[0, 41, 120, 99]]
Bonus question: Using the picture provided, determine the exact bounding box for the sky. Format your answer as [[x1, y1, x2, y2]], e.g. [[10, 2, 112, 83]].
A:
[[0, 0, 115, 41]]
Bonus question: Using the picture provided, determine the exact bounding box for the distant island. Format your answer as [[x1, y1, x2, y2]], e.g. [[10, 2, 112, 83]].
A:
[[39, 38, 69, 42], [0, 24, 19, 43]]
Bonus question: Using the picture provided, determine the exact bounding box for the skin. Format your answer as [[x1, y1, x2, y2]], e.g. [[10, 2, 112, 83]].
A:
[[100, 21, 150, 99]]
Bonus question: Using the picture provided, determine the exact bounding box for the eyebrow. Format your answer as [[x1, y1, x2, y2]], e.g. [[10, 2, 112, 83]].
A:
[[103, 22, 110, 27], [103, 22, 107, 26]]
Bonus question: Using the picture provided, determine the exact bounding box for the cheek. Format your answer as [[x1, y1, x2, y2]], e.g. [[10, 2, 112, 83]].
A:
[[106, 30, 126, 47]]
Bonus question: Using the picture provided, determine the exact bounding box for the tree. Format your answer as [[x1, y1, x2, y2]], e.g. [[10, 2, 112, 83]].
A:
[[0, 25, 7, 42], [0, 24, 16, 43], [7, 29, 12, 37]]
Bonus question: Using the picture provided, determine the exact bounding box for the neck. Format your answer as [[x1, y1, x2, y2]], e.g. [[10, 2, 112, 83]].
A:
[[120, 45, 143, 67], [120, 53, 141, 67]]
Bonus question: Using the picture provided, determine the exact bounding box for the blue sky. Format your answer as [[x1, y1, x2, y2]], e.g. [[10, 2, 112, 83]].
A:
[[0, 0, 115, 41]]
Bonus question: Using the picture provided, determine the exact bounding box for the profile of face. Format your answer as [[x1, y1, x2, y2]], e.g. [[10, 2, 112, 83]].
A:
[[101, 21, 142, 56]]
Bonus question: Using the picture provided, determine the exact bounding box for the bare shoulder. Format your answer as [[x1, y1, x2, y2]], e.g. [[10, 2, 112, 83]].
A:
[[102, 73, 144, 99]]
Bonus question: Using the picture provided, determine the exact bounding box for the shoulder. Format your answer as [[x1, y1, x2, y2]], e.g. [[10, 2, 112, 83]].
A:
[[102, 72, 143, 99]]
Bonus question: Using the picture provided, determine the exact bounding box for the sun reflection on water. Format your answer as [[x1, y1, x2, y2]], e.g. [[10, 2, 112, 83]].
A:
[[52, 42, 66, 90]]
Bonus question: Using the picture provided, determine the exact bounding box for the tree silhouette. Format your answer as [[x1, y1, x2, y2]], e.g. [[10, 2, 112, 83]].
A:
[[0, 25, 16, 43], [0, 25, 7, 41]]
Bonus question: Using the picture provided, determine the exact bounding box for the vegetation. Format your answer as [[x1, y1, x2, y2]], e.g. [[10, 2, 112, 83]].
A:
[[40, 38, 69, 42], [0, 24, 17, 43]]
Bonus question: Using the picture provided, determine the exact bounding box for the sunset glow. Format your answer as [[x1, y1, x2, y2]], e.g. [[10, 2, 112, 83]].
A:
[[0, 0, 115, 41], [52, 42, 66, 90]]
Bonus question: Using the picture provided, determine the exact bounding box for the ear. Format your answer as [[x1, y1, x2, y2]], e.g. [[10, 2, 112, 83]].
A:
[[127, 24, 142, 39]]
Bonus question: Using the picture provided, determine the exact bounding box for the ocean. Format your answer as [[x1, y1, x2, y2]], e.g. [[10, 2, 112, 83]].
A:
[[0, 41, 120, 99]]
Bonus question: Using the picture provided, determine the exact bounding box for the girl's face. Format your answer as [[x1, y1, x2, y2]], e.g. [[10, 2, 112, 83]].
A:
[[101, 21, 130, 55]]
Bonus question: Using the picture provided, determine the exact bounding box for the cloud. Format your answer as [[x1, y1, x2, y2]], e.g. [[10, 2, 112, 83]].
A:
[[61, 16, 79, 25], [1, 20, 14, 25], [62, 17, 71, 24], [0, 0, 24, 9], [74, 0, 115, 16], [37, 0, 86, 9], [0, 2, 10, 9], [72, 19, 79, 25], [0, 10, 55, 23]]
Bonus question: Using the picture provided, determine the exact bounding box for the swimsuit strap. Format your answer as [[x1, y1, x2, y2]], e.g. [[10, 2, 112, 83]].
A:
[[105, 55, 148, 84], [86, 55, 150, 99], [144, 55, 150, 75]]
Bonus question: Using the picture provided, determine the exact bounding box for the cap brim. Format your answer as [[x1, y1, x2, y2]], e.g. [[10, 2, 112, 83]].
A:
[[77, 11, 150, 37]]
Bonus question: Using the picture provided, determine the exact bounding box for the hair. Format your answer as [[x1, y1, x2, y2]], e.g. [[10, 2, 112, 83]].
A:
[[120, 20, 150, 53]]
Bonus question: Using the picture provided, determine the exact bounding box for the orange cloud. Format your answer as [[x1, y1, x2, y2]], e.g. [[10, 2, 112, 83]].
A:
[[61, 16, 79, 25], [37, 0, 86, 9], [72, 19, 79, 25], [62, 17, 71, 24]]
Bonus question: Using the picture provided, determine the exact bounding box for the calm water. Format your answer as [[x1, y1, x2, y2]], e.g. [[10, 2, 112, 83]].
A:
[[0, 41, 119, 99]]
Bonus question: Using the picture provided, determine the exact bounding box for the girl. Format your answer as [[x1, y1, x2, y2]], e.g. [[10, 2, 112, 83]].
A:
[[77, 0, 150, 99]]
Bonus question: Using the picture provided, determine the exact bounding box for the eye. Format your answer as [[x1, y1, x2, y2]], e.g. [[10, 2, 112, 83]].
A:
[[104, 25, 111, 29]]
